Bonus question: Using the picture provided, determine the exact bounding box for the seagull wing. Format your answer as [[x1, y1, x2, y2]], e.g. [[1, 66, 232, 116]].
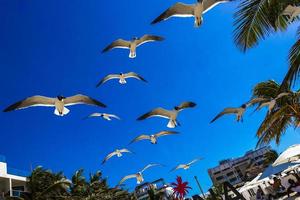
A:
[[275, 92, 290, 100], [118, 174, 137, 185], [137, 108, 171, 120], [130, 135, 151, 144], [136, 35, 164, 47], [84, 112, 102, 119], [102, 39, 131, 52], [124, 72, 147, 82], [102, 151, 117, 164], [4, 95, 56, 112], [175, 101, 196, 111], [246, 97, 267, 107], [187, 158, 202, 166], [141, 163, 161, 173], [64, 94, 106, 108], [96, 74, 120, 87], [210, 107, 239, 123], [171, 164, 185, 172], [151, 3, 195, 24], [282, 5, 296, 16], [107, 114, 121, 120], [120, 148, 131, 153], [155, 130, 179, 137], [203, 0, 229, 14]]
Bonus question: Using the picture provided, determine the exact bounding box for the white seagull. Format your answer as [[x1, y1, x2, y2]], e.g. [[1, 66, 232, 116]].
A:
[[96, 72, 147, 87], [151, 0, 232, 27], [130, 130, 179, 144], [85, 113, 120, 121], [102, 149, 132, 164], [102, 35, 164, 58], [137, 102, 196, 128], [3, 94, 106, 116], [118, 164, 162, 185], [210, 98, 262, 123], [171, 158, 202, 171], [255, 92, 290, 114]]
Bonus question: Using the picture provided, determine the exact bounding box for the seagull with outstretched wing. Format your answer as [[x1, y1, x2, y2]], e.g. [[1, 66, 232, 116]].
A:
[[118, 164, 162, 185], [102, 149, 132, 164], [210, 98, 263, 123], [255, 92, 290, 114], [85, 113, 120, 121], [130, 130, 179, 144], [137, 102, 196, 128], [102, 35, 164, 58], [4, 94, 106, 116], [96, 72, 147, 87], [151, 0, 232, 27], [171, 158, 202, 171]]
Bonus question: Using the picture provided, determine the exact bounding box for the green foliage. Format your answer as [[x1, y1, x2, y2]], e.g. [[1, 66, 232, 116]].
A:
[[233, 0, 300, 87], [12, 167, 133, 200], [233, 0, 290, 51], [264, 149, 279, 166], [251, 80, 300, 146]]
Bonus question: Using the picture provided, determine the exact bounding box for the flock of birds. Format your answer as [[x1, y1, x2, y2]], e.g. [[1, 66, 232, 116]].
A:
[[3, 0, 300, 188]]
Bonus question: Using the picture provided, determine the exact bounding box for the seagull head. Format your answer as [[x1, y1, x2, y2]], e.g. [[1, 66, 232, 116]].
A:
[[132, 37, 138, 40], [57, 95, 66, 101], [241, 104, 247, 109], [197, 0, 203, 3]]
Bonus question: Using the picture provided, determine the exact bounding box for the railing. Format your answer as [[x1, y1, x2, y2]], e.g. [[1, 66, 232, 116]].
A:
[[0, 155, 6, 163], [7, 167, 29, 177]]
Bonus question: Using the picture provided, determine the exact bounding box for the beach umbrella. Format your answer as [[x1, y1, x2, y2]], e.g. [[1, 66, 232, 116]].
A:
[[258, 161, 300, 180], [272, 144, 300, 166]]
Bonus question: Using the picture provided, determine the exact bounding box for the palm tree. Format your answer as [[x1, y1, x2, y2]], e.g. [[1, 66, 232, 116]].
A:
[[69, 169, 132, 200], [250, 80, 300, 146], [264, 149, 279, 166], [16, 166, 71, 200], [171, 176, 191, 200], [233, 0, 300, 88], [206, 184, 223, 200]]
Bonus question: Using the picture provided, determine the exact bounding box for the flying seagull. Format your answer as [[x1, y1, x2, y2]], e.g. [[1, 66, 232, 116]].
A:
[[255, 92, 290, 114], [210, 98, 262, 123], [85, 113, 120, 121], [102, 35, 164, 58], [118, 164, 161, 185], [282, 5, 300, 22], [102, 149, 132, 164], [137, 102, 196, 128], [130, 130, 179, 144], [151, 0, 231, 27], [3, 94, 106, 116], [96, 72, 147, 87], [171, 158, 202, 171]]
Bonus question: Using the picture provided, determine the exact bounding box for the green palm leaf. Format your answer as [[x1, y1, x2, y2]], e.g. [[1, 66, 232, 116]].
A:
[[234, 0, 290, 51], [281, 27, 300, 89]]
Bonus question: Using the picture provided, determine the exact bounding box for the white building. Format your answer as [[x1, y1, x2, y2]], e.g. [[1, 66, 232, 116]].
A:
[[0, 155, 28, 198], [208, 146, 271, 187]]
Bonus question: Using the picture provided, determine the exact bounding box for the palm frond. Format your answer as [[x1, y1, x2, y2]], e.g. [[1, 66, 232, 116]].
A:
[[281, 27, 300, 89], [234, 0, 289, 51]]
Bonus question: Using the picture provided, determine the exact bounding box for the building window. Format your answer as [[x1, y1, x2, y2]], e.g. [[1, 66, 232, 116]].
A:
[[229, 178, 237, 182], [227, 172, 234, 176], [216, 176, 223, 181]]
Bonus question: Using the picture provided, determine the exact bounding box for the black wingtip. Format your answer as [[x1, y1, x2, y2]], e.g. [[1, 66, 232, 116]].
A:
[[190, 102, 197, 107], [3, 101, 22, 112]]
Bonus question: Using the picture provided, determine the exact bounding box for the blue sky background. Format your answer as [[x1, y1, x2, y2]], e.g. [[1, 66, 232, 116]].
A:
[[0, 0, 300, 196]]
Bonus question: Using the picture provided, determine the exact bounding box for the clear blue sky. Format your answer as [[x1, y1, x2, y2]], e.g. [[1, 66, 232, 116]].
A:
[[0, 0, 300, 196]]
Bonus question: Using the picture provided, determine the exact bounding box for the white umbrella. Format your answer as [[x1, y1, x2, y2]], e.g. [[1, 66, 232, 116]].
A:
[[259, 161, 300, 180], [273, 144, 300, 166]]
